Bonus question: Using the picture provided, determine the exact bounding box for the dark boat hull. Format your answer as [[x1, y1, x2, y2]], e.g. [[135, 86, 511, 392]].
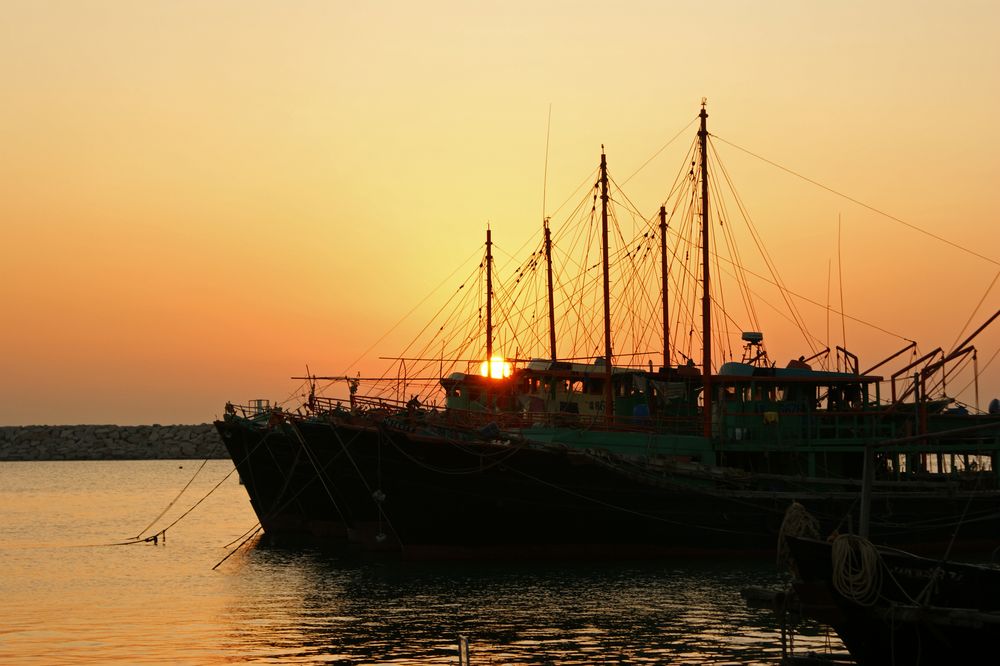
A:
[[216, 415, 1000, 560], [787, 536, 1000, 665]]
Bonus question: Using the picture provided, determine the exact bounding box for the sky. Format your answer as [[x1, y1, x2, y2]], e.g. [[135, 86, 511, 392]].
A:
[[2, 0, 999, 425]]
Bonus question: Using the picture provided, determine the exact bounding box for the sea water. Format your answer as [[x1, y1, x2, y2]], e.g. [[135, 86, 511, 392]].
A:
[[0, 460, 846, 664]]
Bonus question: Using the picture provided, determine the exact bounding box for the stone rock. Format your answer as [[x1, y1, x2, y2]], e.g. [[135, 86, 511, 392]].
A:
[[0, 424, 226, 461]]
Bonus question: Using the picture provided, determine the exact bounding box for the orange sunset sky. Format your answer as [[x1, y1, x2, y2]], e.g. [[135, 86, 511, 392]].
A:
[[2, 0, 999, 425]]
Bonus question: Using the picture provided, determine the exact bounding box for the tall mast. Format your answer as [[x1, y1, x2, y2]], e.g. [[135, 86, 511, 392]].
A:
[[486, 225, 493, 362], [544, 219, 557, 361], [699, 101, 712, 438], [659, 205, 670, 371], [600, 149, 613, 421]]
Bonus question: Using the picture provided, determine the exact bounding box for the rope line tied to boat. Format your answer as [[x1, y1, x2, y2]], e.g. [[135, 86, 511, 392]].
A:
[[776, 501, 819, 568], [831, 534, 882, 607]]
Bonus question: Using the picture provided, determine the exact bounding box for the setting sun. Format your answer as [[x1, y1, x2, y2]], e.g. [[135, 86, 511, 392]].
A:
[[479, 356, 512, 379], [0, 1, 998, 424]]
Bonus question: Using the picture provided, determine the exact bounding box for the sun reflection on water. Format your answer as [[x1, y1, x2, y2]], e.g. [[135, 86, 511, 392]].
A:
[[1, 460, 847, 664]]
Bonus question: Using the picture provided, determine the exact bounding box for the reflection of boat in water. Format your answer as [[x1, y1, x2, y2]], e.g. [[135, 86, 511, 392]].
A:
[[786, 534, 1000, 666], [216, 103, 1000, 558]]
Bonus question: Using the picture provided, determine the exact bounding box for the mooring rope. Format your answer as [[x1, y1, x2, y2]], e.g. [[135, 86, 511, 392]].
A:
[[103, 428, 276, 547], [830, 534, 883, 607], [776, 501, 820, 567], [138, 463, 240, 543], [324, 421, 406, 550], [212, 525, 263, 570], [286, 420, 350, 525], [132, 459, 210, 540], [223, 522, 262, 550]]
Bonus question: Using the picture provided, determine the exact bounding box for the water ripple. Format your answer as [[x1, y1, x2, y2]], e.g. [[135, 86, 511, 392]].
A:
[[1, 461, 848, 664]]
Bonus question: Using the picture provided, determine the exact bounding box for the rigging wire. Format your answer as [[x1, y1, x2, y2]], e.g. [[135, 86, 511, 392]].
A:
[[953, 345, 1000, 408], [709, 139, 817, 355], [339, 243, 485, 380], [711, 134, 1000, 268], [620, 115, 700, 187], [542, 102, 552, 220], [838, 215, 847, 365], [698, 232, 913, 343], [548, 167, 599, 220], [948, 268, 1000, 354], [329, 120, 992, 407]]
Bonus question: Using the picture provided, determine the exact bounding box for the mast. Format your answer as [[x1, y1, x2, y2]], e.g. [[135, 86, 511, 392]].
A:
[[600, 149, 613, 421], [699, 101, 712, 438], [486, 225, 493, 362], [659, 205, 670, 370], [544, 219, 557, 361]]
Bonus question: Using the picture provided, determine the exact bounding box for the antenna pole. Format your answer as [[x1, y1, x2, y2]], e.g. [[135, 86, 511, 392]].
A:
[[600, 149, 613, 422], [974, 350, 980, 413], [660, 205, 670, 370], [545, 219, 557, 361], [699, 101, 712, 438]]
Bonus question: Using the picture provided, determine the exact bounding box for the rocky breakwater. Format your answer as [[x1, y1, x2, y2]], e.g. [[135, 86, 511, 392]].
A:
[[0, 424, 227, 461]]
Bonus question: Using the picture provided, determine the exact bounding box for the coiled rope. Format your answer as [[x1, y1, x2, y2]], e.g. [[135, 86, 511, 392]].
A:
[[830, 534, 883, 607]]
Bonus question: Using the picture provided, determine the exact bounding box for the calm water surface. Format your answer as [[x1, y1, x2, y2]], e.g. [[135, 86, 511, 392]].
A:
[[1, 460, 846, 664]]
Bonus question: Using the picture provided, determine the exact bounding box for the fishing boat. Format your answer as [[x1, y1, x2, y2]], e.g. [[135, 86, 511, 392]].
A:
[[745, 448, 1000, 664], [216, 103, 1000, 558], [785, 534, 1000, 666]]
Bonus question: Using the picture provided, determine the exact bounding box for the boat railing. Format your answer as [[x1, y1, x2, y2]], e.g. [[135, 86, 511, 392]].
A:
[[224, 399, 276, 421], [305, 394, 420, 416], [525, 412, 704, 434], [308, 394, 351, 414], [315, 400, 705, 437], [719, 405, 895, 446], [309, 393, 706, 432]]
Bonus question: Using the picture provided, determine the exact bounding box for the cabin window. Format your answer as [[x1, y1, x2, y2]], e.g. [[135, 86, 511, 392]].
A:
[[570, 380, 584, 393], [827, 387, 847, 410], [468, 389, 481, 403], [588, 379, 604, 395]]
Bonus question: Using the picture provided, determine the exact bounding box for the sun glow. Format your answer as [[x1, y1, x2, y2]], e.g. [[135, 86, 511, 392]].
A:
[[479, 356, 512, 379]]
